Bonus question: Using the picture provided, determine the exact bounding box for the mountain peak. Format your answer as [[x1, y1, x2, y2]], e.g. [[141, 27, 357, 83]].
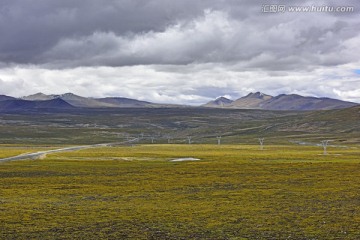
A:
[[230, 92, 273, 109], [59, 92, 79, 98], [203, 96, 233, 108], [245, 92, 272, 99], [32, 92, 46, 96], [215, 96, 231, 101], [22, 92, 56, 101]]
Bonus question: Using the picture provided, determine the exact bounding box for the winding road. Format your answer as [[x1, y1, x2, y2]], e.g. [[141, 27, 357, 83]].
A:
[[0, 138, 139, 163]]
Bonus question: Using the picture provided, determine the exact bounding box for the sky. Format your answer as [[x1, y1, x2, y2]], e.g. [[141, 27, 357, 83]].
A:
[[0, 0, 359, 105]]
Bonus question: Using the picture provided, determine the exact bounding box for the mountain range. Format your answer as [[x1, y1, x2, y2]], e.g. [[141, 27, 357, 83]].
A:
[[0, 92, 358, 112], [203, 92, 358, 111], [21, 92, 156, 108]]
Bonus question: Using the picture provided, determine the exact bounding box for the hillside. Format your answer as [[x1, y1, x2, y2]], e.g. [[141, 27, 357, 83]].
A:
[[0, 95, 15, 101], [0, 104, 359, 145]]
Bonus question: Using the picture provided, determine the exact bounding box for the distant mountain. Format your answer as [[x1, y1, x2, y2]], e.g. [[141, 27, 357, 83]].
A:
[[22, 92, 56, 101], [203, 92, 358, 111], [56, 93, 115, 108], [0, 98, 75, 112], [203, 97, 233, 108], [0, 95, 15, 101], [260, 94, 357, 111], [12, 91, 359, 111], [21, 93, 154, 108], [22, 92, 110, 107], [230, 92, 273, 109]]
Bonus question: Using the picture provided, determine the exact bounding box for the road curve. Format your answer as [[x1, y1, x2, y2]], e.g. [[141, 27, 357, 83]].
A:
[[0, 138, 139, 163]]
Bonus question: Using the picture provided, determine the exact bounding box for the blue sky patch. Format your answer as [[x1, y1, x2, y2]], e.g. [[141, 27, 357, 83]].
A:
[[354, 69, 360, 75]]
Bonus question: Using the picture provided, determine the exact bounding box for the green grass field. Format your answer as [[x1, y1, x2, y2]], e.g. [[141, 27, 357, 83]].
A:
[[1, 144, 360, 239]]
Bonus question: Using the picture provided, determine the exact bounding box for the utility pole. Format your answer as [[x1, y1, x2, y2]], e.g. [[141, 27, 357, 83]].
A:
[[216, 136, 222, 145], [259, 138, 264, 150], [321, 140, 329, 155]]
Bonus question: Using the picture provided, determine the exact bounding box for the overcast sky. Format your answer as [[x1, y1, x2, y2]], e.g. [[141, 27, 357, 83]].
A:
[[0, 0, 359, 104]]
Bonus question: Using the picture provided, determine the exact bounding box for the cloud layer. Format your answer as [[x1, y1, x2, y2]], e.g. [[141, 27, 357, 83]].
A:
[[0, 0, 359, 104]]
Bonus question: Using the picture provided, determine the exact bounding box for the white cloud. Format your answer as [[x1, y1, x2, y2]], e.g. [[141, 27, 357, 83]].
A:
[[0, 62, 359, 104]]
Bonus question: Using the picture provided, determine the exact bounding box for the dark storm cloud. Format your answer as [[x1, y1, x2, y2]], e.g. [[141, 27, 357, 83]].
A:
[[0, 0, 358, 70], [0, 0, 224, 64]]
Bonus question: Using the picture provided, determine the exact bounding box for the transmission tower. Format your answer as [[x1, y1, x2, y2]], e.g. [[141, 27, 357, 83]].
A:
[[259, 138, 264, 150]]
